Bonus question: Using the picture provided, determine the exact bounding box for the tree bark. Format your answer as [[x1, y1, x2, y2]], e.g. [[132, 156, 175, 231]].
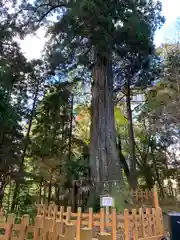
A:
[[7, 180, 12, 211], [55, 185, 60, 205], [72, 181, 78, 212], [47, 173, 52, 204], [90, 52, 122, 183], [117, 135, 130, 183], [39, 178, 43, 204], [153, 155, 164, 198], [126, 79, 137, 189], [0, 176, 6, 208], [68, 94, 73, 162]]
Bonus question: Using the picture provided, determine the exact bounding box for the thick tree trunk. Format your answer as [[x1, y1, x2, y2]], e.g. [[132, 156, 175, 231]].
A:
[[90, 53, 122, 183], [126, 79, 137, 189]]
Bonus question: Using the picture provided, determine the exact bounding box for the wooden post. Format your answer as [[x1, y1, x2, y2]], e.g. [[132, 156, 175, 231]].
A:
[[42, 218, 53, 240], [53, 220, 63, 240], [88, 208, 93, 229], [50, 204, 58, 218], [64, 223, 75, 240], [98, 233, 111, 240], [59, 206, 65, 235], [152, 208, 157, 236], [80, 228, 92, 240], [132, 209, 138, 239], [60, 206, 64, 221], [45, 204, 49, 217], [153, 185, 159, 208], [111, 209, 116, 240], [0, 208, 3, 217], [45, 217, 53, 232], [40, 204, 46, 218], [100, 208, 105, 233], [76, 207, 81, 240], [140, 208, 145, 238], [0, 208, 5, 223], [124, 209, 129, 240], [51, 205, 58, 232], [7, 214, 15, 224], [146, 208, 153, 237], [105, 206, 109, 225], [5, 214, 15, 240], [66, 206, 71, 223], [155, 207, 164, 236], [34, 216, 43, 240], [19, 215, 29, 240]]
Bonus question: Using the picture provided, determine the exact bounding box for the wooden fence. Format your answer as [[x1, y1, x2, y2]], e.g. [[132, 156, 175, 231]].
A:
[[131, 190, 152, 203], [0, 207, 164, 240], [39, 184, 160, 209], [38, 187, 159, 209], [35, 204, 164, 240], [0, 186, 162, 240], [131, 186, 159, 208]]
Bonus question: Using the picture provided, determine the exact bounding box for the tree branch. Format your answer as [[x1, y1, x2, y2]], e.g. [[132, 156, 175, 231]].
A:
[[38, 4, 67, 23]]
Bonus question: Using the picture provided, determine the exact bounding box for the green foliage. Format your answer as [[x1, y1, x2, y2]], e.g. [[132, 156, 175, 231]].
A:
[[114, 106, 127, 126], [0, 6, 30, 193], [30, 82, 73, 183], [0, 89, 23, 172]]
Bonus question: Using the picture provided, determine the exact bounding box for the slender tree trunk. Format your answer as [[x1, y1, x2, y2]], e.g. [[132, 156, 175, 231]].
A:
[[11, 81, 40, 211], [171, 153, 180, 193], [47, 173, 52, 204], [72, 181, 78, 212], [154, 160, 164, 198], [126, 79, 137, 189], [7, 181, 12, 211], [177, 177, 180, 194], [168, 179, 173, 197], [117, 135, 130, 183], [90, 52, 122, 183], [43, 185, 47, 204], [0, 182, 5, 209], [0, 175, 8, 208], [39, 178, 43, 204], [151, 151, 164, 198], [55, 185, 60, 205], [68, 94, 73, 162]]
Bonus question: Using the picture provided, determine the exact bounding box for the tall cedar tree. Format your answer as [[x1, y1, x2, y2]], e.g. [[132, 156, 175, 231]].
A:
[[17, 0, 164, 188]]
